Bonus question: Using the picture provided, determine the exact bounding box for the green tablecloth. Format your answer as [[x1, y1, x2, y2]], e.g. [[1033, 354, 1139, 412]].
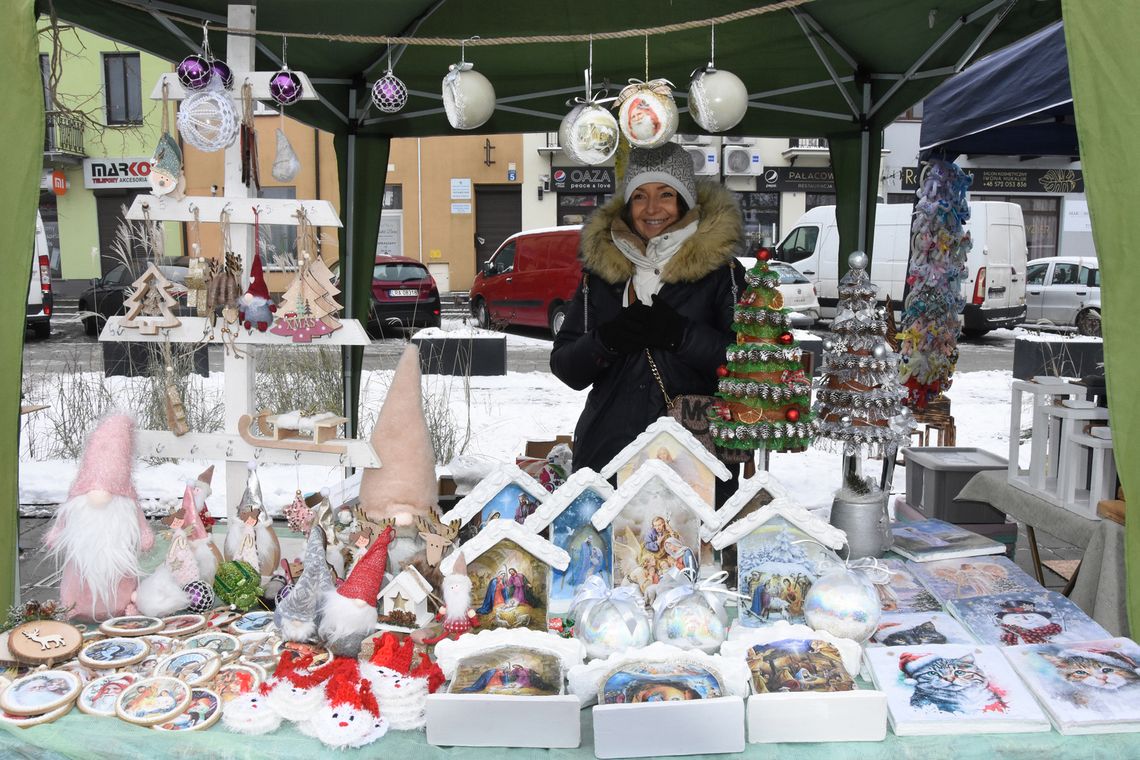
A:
[[2, 707, 1137, 759]]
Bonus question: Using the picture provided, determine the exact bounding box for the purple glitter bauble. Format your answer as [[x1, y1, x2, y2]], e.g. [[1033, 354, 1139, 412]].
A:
[[177, 54, 213, 90], [269, 69, 303, 106], [183, 579, 216, 614], [209, 59, 234, 90]]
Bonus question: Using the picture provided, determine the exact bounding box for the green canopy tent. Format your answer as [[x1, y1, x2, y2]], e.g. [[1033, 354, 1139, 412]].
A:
[[5, 0, 1065, 610]]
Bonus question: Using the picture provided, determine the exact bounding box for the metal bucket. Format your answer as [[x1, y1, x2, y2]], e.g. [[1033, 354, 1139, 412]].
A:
[[829, 491, 892, 558]]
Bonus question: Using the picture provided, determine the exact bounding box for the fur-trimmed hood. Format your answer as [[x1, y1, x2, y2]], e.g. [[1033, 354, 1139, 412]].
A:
[[580, 181, 744, 285]]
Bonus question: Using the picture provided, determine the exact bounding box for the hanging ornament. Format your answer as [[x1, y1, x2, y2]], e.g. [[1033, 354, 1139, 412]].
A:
[[558, 39, 619, 166], [269, 36, 304, 107], [688, 25, 748, 133], [614, 79, 678, 149], [802, 566, 883, 643], [177, 79, 239, 152], [272, 128, 301, 182], [442, 38, 495, 130], [177, 54, 212, 91], [210, 60, 234, 90], [150, 85, 185, 198], [371, 48, 408, 113], [786, 408, 801, 423]]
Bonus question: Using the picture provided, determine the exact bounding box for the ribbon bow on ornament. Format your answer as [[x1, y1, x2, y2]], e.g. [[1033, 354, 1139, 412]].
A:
[[572, 575, 646, 634], [650, 570, 744, 623]]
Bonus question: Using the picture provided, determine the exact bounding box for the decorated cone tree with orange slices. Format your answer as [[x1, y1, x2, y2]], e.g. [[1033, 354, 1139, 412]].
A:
[[709, 248, 815, 455]]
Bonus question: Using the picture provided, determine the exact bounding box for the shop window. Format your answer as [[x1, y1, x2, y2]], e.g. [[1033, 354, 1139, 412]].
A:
[[557, 193, 611, 226], [258, 187, 298, 270], [104, 53, 142, 125], [805, 192, 836, 211]]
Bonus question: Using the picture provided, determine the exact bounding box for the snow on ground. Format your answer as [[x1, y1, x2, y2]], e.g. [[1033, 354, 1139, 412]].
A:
[[18, 368, 1024, 518]]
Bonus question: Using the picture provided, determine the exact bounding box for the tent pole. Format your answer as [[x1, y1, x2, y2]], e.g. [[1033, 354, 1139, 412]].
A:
[[343, 89, 358, 443], [858, 83, 871, 253]]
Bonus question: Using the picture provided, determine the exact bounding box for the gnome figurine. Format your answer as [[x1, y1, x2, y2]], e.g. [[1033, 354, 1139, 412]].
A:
[[149, 131, 185, 198], [44, 414, 154, 621], [275, 526, 335, 643], [318, 526, 394, 657], [134, 490, 200, 617], [239, 249, 276, 331], [186, 465, 221, 584], [224, 462, 281, 576]]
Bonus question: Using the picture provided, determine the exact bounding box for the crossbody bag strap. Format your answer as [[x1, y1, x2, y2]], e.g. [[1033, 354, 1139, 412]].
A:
[[644, 349, 674, 409]]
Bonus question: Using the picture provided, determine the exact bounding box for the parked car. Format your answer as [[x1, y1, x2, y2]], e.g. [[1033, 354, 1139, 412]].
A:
[[1024, 255, 1101, 335], [469, 225, 582, 336], [369, 255, 441, 336], [79, 262, 188, 336], [26, 211, 52, 339], [736, 255, 821, 326]]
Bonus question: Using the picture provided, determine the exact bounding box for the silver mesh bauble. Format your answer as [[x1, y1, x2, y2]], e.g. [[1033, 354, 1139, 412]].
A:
[[371, 72, 408, 113], [177, 82, 239, 153]]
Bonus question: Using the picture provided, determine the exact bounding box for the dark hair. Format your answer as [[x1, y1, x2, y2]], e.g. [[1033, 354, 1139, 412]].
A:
[[620, 192, 691, 240]]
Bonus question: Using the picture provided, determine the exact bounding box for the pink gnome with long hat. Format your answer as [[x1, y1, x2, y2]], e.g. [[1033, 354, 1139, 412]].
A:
[[44, 414, 154, 621]]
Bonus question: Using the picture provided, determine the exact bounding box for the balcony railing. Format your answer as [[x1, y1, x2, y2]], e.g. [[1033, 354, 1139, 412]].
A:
[[44, 111, 85, 158], [788, 137, 829, 149]]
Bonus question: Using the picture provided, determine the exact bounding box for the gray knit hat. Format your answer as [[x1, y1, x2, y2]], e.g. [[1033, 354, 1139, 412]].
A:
[[622, 142, 697, 208]]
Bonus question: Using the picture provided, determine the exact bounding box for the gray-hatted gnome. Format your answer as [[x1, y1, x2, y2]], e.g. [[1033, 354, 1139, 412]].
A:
[[239, 250, 276, 332], [224, 462, 281, 576], [44, 414, 155, 621], [275, 525, 335, 643], [149, 131, 186, 199], [318, 525, 394, 657]]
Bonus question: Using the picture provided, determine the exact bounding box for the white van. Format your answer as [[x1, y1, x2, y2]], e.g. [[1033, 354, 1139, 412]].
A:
[[773, 202, 1028, 336], [26, 211, 52, 339]]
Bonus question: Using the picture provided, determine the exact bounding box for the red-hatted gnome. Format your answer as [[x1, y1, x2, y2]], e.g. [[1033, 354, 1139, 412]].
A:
[[239, 247, 276, 332], [44, 414, 154, 621], [318, 525, 394, 657]]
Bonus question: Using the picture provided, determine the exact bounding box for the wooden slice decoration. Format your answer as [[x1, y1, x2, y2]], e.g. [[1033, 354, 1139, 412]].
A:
[[78, 637, 150, 669], [154, 648, 222, 687], [153, 687, 221, 732], [0, 701, 74, 727], [227, 611, 275, 635], [77, 673, 139, 717], [7, 621, 83, 666], [161, 614, 206, 637], [115, 676, 192, 727], [0, 669, 81, 716], [99, 615, 164, 637], [212, 663, 262, 704], [182, 632, 241, 663]]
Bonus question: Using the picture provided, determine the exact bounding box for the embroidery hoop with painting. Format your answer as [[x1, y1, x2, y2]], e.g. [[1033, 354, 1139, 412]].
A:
[[162, 614, 207, 636], [100, 615, 165, 637], [78, 637, 151, 669], [115, 675, 193, 726], [153, 687, 222, 732], [183, 631, 242, 663], [154, 648, 222, 686], [77, 673, 139, 717], [0, 669, 82, 715], [0, 701, 74, 727]]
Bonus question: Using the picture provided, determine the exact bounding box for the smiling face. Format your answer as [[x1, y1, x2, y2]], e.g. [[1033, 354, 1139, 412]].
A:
[[628, 183, 681, 240]]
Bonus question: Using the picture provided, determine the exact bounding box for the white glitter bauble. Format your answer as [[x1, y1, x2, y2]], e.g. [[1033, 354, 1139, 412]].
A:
[[616, 82, 678, 149], [651, 594, 727, 654], [688, 67, 749, 133], [371, 72, 408, 114], [177, 81, 239, 153], [872, 343, 888, 359], [802, 569, 881, 642], [573, 598, 651, 659], [559, 103, 619, 165], [848, 251, 869, 271], [442, 63, 495, 130]]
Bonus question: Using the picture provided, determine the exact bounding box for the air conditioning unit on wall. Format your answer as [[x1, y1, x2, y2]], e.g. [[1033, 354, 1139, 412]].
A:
[[722, 145, 763, 176], [677, 133, 714, 145], [684, 146, 720, 176]]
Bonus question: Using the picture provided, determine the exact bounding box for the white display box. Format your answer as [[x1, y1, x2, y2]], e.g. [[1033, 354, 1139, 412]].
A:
[[425, 694, 580, 748], [746, 690, 887, 743], [592, 696, 745, 759]]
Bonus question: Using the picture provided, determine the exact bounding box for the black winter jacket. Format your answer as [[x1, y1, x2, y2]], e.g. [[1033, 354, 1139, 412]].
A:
[[550, 182, 746, 473]]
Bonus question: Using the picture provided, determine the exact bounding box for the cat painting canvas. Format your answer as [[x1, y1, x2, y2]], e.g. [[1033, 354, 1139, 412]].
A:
[[1005, 637, 1140, 734], [864, 644, 1050, 735], [907, 556, 1037, 605], [876, 559, 941, 613], [868, 613, 976, 648], [948, 591, 1110, 647]]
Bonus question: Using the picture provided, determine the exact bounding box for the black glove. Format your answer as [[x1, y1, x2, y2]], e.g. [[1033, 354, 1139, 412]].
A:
[[645, 297, 688, 350], [597, 302, 654, 353]]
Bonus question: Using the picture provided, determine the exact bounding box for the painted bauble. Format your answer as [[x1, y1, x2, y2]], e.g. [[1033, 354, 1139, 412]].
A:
[[209, 59, 234, 90], [269, 70, 304, 106], [182, 580, 216, 614], [573, 599, 651, 660], [778, 332, 794, 345], [848, 251, 869, 271], [371, 72, 408, 113], [177, 82, 239, 152], [803, 569, 882, 642], [822, 338, 835, 352], [757, 247, 771, 262], [442, 63, 496, 130], [652, 594, 727, 654], [558, 102, 619, 165], [616, 81, 678, 149], [716, 365, 729, 378], [871, 343, 888, 359], [688, 67, 749, 133], [177, 54, 213, 90], [786, 408, 801, 423]]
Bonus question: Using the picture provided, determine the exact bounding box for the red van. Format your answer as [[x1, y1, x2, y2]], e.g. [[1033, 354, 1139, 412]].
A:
[[468, 225, 582, 335]]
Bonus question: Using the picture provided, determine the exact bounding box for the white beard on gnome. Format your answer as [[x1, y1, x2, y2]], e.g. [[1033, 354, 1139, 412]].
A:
[[188, 473, 220, 584]]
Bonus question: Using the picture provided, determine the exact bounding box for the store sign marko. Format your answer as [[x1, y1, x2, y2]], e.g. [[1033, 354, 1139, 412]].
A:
[[83, 158, 151, 189], [552, 167, 615, 193]]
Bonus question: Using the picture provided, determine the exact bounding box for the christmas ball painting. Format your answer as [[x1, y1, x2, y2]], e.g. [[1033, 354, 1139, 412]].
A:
[[442, 63, 496, 130], [615, 80, 678, 149], [269, 70, 303, 106], [371, 72, 408, 113], [209, 59, 234, 90], [802, 569, 882, 643], [688, 67, 749, 133], [177, 54, 213, 90], [558, 102, 619, 166], [652, 594, 727, 654], [573, 599, 651, 659]]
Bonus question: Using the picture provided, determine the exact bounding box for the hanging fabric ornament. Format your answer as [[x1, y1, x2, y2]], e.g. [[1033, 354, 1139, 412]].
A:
[[150, 86, 186, 198], [177, 79, 239, 152], [558, 40, 619, 166], [164, 365, 190, 437], [272, 128, 301, 182], [688, 25, 749, 132], [442, 37, 495, 130], [177, 54, 212, 90], [614, 79, 678, 149], [371, 48, 408, 114]]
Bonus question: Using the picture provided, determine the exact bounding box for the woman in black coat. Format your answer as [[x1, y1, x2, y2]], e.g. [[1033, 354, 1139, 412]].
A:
[[551, 142, 745, 475]]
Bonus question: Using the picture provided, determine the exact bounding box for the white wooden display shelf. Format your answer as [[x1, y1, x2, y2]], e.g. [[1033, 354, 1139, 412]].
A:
[[98, 316, 371, 346], [135, 429, 381, 469], [425, 694, 580, 749], [1059, 428, 1115, 520], [1007, 378, 1096, 506], [125, 194, 342, 227], [592, 697, 745, 758], [150, 71, 319, 102]]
